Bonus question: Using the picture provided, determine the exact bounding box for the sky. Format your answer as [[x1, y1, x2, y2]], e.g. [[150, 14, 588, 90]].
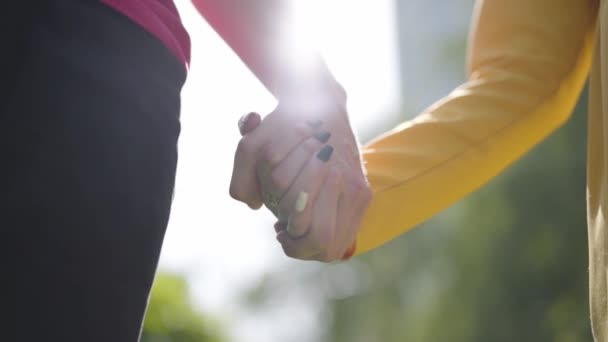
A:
[[159, 1, 401, 341]]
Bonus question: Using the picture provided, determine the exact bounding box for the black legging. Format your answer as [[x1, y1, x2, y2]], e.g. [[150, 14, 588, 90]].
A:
[[2, 1, 186, 341]]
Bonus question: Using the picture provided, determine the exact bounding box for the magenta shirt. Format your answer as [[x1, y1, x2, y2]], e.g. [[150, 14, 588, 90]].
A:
[[101, 0, 191, 67]]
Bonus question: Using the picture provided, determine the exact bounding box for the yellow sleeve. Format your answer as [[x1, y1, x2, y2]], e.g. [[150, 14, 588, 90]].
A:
[[354, 0, 598, 255]]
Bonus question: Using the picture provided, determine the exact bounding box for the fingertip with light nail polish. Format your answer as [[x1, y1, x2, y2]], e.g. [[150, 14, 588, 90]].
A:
[[294, 191, 309, 213]]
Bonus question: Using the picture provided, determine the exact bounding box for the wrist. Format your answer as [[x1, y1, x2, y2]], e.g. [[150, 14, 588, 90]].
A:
[[276, 60, 347, 113], [277, 83, 348, 127]]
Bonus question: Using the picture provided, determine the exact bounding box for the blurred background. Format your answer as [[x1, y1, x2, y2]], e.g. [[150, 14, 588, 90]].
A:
[[141, 1, 592, 341]]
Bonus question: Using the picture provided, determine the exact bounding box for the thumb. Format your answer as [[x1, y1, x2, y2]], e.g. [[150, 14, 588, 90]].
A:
[[238, 112, 262, 136]]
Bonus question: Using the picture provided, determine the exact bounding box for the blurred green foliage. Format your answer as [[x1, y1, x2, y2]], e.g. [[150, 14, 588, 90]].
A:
[[321, 93, 591, 342], [321, 2, 591, 340], [240, 1, 592, 338], [145, 2, 593, 341], [242, 94, 591, 342], [141, 273, 227, 342]]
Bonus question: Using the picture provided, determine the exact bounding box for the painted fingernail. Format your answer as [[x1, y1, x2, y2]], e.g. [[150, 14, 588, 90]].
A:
[[313, 131, 331, 143], [294, 191, 309, 213], [341, 240, 357, 260], [306, 119, 323, 129], [316, 145, 334, 162]]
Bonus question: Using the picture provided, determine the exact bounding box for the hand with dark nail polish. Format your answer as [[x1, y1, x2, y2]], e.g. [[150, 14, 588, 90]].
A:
[[231, 83, 369, 264], [316, 145, 334, 162]]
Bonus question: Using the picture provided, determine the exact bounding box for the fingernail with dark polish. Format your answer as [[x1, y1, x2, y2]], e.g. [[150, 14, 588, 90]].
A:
[[306, 119, 323, 129], [314, 131, 331, 143], [316, 145, 334, 162]]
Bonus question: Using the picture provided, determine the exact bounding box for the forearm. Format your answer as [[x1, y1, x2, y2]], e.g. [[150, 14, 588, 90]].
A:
[[353, 0, 598, 255], [192, 0, 343, 103], [356, 67, 591, 255]]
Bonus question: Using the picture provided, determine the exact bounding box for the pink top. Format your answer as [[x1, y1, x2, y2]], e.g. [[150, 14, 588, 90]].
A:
[[101, 0, 191, 67]]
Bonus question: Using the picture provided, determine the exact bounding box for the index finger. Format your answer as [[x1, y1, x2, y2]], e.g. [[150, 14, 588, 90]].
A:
[[229, 111, 322, 209]]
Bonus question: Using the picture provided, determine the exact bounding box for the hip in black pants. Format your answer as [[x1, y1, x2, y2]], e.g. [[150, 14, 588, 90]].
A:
[[2, 1, 187, 341]]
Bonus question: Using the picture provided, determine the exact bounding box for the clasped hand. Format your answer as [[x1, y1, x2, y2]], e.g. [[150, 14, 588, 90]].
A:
[[229, 100, 371, 262]]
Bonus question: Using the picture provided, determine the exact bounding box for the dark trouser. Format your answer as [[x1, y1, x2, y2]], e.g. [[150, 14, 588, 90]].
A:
[[2, 1, 186, 341]]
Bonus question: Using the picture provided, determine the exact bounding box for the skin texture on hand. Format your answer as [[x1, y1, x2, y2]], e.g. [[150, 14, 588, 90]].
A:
[[231, 109, 314, 209], [232, 105, 371, 262]]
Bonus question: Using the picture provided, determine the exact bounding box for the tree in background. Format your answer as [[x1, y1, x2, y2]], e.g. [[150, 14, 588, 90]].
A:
[[141, 273, 227, 342]]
